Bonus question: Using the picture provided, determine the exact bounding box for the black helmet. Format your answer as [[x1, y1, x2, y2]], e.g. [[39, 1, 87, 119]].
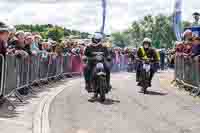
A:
[[193, 12, 200, 16], [92, 32, 103, 44]]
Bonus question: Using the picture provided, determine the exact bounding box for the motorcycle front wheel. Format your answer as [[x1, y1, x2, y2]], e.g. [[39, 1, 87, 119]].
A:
[[141, 86, 147, 94], [140, 71, 151, 94], [97, 76, 107, 102]]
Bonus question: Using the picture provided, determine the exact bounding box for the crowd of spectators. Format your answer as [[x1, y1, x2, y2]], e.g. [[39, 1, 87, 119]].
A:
[[0, 22, 86, 60], [175, 29, 200, 59]]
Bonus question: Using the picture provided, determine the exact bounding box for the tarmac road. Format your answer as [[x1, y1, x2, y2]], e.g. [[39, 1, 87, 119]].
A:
[[49, 72, 200, 133]]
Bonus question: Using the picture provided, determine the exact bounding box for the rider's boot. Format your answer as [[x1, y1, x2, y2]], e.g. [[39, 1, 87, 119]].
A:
[[106, 72, 112, 90], [137, 82, 142, 86], [108, 79, 112, 89], [85, 81, 92, 92], [136, 70, 140, 82], [149, 82, 152, 87], [149, 71, 154, 87], [90, 93, 98, 102]]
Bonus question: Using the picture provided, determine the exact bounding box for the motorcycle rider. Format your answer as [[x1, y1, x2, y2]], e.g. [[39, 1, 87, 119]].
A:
[[83, 32, 111, 100], [136, 37, 159, 86]]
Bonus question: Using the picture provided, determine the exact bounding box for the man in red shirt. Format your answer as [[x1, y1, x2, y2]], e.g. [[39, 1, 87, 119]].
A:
[[175, 41, 184, 53], [182, 30, 193, 55]]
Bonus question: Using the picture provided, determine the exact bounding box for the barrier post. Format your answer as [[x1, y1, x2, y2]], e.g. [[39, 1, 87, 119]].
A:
[[174, 54, 177, 82], [191, 56, 200, 96], [0, 54, 4, 96]]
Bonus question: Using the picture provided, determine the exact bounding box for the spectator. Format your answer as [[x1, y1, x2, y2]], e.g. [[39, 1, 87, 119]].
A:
[[49, 41, 57, 53], [13, 31, 26, 48], [41, 42, 50, 51], [0, 22, 10, 56], [183, 39, 193, 55], [175, 41, 184, 53], [31, 35, 41, 54], [55, 44, 64, 56], [25, 32, 32, 37], [183, 29, 193, 42], [181, 30, 193, 61], [24, 35, 33, 55], [191, 36, 200, 58], [166, 49, 175, 69], [38, 42, 49, 58], [7, 25, 16, 46], [79, 43, 86, 55], [8, 30, 28, 58], [65, 41, 72, 54], [160, 48, 166, 70]]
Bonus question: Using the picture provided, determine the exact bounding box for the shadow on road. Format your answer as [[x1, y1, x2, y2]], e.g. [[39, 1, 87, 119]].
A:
[[0, 101, 19, 118], [88, 98, 120, 105], [139, 90, 167, 96], [101, 98, 120, 105]]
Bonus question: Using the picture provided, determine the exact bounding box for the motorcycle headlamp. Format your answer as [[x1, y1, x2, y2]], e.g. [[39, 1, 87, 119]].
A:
[[96, 55, 103, 61], [96, 63, 104, 69]]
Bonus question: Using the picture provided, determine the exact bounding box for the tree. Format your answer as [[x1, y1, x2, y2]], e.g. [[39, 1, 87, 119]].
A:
[[14, 24, 90, 40], [111, 14, 178, 48], [183, 21, 192, 28], [130, 21, 142, 48], [47, 27, 64, 41], [111, 32, 130, 48]]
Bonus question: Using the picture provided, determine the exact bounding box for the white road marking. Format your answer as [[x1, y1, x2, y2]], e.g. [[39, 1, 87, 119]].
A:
[[0, 118, 30, 126]]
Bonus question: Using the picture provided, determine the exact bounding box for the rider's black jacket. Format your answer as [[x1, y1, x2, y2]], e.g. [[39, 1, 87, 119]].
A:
[[137, 47, 159, 62], [84, 44, 109, 65]]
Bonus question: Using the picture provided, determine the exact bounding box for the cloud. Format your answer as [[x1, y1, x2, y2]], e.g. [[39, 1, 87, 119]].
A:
[[0, 0, 199, 33]]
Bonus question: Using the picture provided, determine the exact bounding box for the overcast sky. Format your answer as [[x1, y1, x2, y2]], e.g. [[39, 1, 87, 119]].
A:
[[0, 0, 199, 34]]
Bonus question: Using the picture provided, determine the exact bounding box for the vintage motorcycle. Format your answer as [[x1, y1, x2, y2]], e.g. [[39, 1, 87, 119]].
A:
[[85, 52, 110, 102], [138, 59, 152, 94]]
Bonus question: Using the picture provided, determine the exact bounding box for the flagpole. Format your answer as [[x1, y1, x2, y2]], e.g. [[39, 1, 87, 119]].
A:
[[173, 0, 182, 41], [101, 0, 106, 34]]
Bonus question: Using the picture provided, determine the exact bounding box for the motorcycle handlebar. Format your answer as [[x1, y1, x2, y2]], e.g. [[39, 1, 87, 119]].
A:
[[84, 56, 111, 62], [136, 58, 156, 64]]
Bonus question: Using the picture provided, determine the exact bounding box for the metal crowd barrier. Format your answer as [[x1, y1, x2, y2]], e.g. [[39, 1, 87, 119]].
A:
[[111, 54, 136, 72], [175, 54, 200, 96], [0, 53, 84, 101], [63, 55, 72, 75], [39, 54, 49, 81], [71, 55, 83, 75], [4, 55, 17, 96]]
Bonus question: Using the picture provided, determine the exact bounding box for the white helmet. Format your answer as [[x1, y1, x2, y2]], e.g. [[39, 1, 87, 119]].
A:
[[143, 37, 152, 44]]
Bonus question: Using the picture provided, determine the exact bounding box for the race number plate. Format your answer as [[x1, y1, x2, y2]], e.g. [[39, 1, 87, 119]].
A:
[[143, 64, 151, 72]]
